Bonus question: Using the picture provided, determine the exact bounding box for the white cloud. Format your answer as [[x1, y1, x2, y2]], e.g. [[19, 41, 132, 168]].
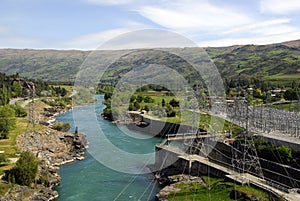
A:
[[65, 28, 199, 50], [252, 25, 297, 36], [223, 18, 291, 34], [199, 31, 300, 47], [138, 0, 252, 32], [260, 0, 300, 13], [64, 28, 134, 50], [99, 29, 197, 50]]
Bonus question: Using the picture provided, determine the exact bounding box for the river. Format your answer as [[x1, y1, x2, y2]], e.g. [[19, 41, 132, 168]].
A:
[[55, 95, 162, 201]]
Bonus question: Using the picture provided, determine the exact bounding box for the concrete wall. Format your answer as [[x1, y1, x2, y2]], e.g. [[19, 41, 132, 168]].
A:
[[155, 142, 300, 190], [129, 113, 300, 189], [207, 142, 300, 189], [127, 114, 201, 137], [260, 136, 300, 151], [155, 145, 227, 178]]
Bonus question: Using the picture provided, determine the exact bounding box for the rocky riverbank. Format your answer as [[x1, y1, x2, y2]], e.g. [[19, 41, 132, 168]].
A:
[[154, 173, 205, 201], [0, 101, 87, 201]]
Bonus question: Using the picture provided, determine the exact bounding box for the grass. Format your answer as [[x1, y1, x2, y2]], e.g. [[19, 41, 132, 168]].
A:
[[168, 176, 270, 201], [0, 117, 44, 174], [269, 102, 300, 112], [0, 115, 46, 195], [0, 118, 26, 158], [0, 118, 27, 195]]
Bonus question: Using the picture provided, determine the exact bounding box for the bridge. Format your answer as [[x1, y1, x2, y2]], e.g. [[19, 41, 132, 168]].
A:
[[165, 132, 214, 141]]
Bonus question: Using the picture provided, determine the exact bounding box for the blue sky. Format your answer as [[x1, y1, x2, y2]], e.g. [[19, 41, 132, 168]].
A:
[[1, 0, 300, 49]]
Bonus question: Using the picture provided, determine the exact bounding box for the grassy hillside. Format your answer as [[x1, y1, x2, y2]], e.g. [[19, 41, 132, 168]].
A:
[[0, 49, 89, 82], [0, 40, 299, 84]]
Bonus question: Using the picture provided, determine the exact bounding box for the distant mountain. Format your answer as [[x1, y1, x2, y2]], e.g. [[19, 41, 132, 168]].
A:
[[0, 49, 89, 82], [0, 39, 299, 83]]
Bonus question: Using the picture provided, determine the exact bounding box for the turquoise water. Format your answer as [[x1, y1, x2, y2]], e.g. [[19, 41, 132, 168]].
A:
[[55, 95, 162, 201]]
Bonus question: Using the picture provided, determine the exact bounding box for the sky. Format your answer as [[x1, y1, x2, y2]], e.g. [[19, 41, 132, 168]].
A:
[[1, 0, 300, 50]]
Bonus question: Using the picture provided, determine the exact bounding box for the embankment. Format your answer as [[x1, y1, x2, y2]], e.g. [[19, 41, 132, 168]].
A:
[[0, 101, 88, 201]]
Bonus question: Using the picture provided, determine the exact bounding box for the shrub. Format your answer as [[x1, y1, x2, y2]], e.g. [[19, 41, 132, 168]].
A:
[[144, 96, 154, 103], [5, 151, 38, 186], [52, 122, 71, 132], [13, 103, 27, 117]]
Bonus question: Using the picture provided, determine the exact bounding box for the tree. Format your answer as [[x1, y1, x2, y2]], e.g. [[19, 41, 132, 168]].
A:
[[162, 99, 165, 107], [144, 96, 154, 103], [0, 85, 10, 106], [169, 98, 179, 107], [11, 81, 22, 97], [277, 145, 292, 164], [5, 151, 38, 186], [0, 105, 16, 139], [0, 154, 8, 165], [136, 95, 144, 103], [130, 95, 136, 103], [253, 88, 262, 99], [284, 88, 297, 101], [133, 101, 140, 111], [143, 105, 150, 113], [165, 104, 176, 117]]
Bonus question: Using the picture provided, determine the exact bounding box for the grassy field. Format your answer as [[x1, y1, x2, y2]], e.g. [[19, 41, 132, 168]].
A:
[[0, 118, 27, 195], [0, 118, 26, 158], [269, 101, 300, 112], [168, 176, 270, 201], [131, 91, 244, 136]]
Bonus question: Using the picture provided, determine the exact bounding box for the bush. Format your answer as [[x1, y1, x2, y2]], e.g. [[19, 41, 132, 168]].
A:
[[0, 154, 8, 165], [13, 103, 27, 117], [136, 95, 144, 103], [144, 96, 154, 103], [169, 98, 179, 107], [52, 122, 71, 132], [5, 151, 38, 186], [133, 101, 140, 111]]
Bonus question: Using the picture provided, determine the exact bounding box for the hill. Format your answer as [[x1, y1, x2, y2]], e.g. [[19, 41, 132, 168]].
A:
[[0, 49, 89, 82], [0, 40, 299, 84]]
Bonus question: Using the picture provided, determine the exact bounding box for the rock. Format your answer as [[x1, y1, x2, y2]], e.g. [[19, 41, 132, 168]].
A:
[[156, 185, 181, 201], [1, 100, 88, 201]]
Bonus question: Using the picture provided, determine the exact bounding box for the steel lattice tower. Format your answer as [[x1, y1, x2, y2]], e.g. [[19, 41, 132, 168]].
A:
[[231, 96, 264, 184]]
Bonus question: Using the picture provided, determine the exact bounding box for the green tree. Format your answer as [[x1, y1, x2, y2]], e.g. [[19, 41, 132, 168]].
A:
[[284, 88, 297, 101], [133, 101, 140, 111], [169, 98, 179, 107], [5, 151, 38, 186], [162, 99, 165, 107], [144, 96, 154, 103], [11, 81, 22, 97], [0, 154, 8, 165], [277, 145, 292, 164], [130, 95, 136, 103], [0, 85, 10, 106], [0, 105, 16, 139], [136, 95, 144, 103], [13, 103, 27, 117], [143, 105, 150, 113], [253, 88, 262, 99]]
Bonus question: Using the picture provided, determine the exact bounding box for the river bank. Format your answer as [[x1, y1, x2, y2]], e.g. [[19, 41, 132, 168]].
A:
[[0, 100, 88, 201]]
